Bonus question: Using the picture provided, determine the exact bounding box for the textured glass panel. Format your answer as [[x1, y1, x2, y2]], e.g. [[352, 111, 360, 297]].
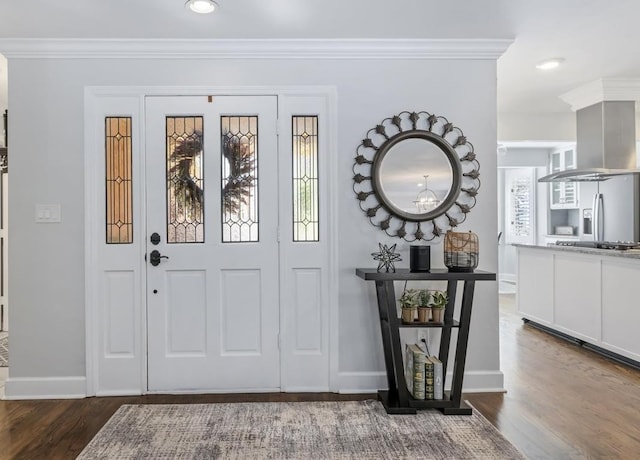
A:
[[221, 116, 258, 243], [292, 116, 319, 242], [166, 116, 204, 244], [105, 117, 133, 244]]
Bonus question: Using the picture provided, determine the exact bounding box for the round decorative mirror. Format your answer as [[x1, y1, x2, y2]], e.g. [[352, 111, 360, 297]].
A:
[[353, 111, 480, 241]]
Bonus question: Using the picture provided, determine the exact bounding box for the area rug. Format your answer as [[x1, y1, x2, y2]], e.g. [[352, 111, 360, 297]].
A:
[[77, 400, 526, 459], [0, 335, 7, 367]]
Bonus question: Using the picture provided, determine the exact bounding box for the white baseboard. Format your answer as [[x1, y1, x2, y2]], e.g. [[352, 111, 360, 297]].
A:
[[454, 370, 505, 393], [2, 371, 505, 399], [336, 371, 387, 394], [4, 376, 87, 400], [336, 370, 505, 394], [499, 273, 516, 284]]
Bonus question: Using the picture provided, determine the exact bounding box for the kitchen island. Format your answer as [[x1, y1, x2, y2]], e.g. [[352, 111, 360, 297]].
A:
[[515, 244, 640, 367]]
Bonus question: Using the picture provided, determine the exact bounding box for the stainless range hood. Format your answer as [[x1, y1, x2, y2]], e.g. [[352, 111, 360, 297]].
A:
[[538, 167, 640, 182], [539, 101, 640, 182], [538, 100, 640, 242]]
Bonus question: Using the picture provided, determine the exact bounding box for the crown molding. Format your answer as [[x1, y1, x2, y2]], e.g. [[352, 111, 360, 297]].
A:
[[560, 78, 640, 111], [0, 38, 513, 60]]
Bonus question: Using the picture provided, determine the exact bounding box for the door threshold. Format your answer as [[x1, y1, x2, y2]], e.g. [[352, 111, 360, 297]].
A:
[[144, 388, 282, 395]]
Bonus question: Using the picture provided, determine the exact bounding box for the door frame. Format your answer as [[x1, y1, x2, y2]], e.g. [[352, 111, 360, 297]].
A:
[[84, 86, 339, 396]]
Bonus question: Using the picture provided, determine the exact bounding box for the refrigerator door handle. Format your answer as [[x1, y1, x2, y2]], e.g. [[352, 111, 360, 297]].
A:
[[593, 193, 604, 241]]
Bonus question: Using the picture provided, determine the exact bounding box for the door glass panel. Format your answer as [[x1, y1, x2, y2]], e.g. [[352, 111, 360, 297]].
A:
[[166, 116, 204, 244], [292, 116, 319, 242], [221, 116, 258, 243], [105, 117, 133, 244]]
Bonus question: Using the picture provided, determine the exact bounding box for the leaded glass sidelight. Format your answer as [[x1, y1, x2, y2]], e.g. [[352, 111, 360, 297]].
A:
[[292, 116, 319, 242], [106, 117, 133, 244], [166, 116, 204, 244], [221, 116, 259, 242]]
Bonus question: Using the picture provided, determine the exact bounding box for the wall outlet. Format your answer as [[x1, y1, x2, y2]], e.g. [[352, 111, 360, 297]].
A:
[[35, 204, 61, 223]]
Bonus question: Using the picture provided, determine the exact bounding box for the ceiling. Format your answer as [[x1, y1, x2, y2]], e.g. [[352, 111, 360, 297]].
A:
[[0, 0, 639, 136]]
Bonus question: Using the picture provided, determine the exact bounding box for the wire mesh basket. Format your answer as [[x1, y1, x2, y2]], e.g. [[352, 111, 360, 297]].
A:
[[444, 230, 479, 272]]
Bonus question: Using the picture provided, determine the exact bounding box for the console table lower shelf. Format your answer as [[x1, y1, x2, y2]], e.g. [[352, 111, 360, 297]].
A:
[[356, 268, 496, 415]]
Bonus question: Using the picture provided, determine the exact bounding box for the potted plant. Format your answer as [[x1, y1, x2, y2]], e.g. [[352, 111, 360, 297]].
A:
[[416, 289, 431, 323], [399, 288, 419, 323], [430, 290, 448, 323]]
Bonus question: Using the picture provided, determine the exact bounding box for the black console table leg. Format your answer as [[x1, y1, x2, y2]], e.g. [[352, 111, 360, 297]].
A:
[[374, 280, 415, 414], [445, 280, 476, 414], [442, 400, 473, 415], [375, 281, 397, 399], [438, 280, 458, 379]]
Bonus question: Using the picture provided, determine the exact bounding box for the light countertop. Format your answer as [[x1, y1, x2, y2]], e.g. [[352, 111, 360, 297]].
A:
[[514, 243, 640, 260]]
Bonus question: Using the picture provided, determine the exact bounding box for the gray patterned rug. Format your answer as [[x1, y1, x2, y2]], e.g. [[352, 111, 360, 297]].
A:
[[0, 335, 7, 367], [77, 400, 526, 459]]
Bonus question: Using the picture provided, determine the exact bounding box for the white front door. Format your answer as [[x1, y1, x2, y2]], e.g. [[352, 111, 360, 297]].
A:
[[145, 95, 280, 392]]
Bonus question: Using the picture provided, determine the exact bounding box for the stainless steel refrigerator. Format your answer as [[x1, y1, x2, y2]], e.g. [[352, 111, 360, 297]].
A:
[[581, 175, 640, 242]]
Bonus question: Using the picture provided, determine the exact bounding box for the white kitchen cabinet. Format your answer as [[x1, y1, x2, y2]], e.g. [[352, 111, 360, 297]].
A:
[[553, 253, 601, 342], [516, 245, 640, 364], [549, 148, 579, 209], [516, 248, 554, 324], [601, 260, 640, 361]]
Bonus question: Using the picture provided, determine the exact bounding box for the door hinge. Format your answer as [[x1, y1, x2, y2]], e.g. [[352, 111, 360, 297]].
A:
[[277, 226, 281, 242], [277, 333, 281, 350]]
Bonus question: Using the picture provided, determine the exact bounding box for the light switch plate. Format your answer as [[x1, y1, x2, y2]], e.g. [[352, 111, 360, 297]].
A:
[[35, 204, 61, 223]]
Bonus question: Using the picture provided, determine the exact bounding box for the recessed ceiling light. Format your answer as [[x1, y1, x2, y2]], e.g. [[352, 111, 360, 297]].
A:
[[536, 58, 564, 70], [185, 0, 217, 14]]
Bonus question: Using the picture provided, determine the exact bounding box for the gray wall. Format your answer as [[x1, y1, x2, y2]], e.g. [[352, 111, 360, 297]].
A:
[[5, 53, 503, 393]]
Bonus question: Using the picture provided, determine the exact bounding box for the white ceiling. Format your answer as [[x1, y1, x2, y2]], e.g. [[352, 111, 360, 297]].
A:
[[1, 0, 639, 130], [498, 0, 640, 115]]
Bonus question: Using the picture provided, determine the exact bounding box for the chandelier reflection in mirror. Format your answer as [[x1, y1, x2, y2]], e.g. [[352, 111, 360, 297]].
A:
[[414, 175, 440, 213], [352, 111, 480, 241]]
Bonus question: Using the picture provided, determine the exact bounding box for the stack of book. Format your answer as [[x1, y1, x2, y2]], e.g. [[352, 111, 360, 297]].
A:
[[405, 343, 443, 400]]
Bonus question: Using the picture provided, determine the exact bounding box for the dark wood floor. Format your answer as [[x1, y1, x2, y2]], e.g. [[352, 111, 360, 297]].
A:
[[1, 294, 639, 459], [466, 295, 640, 459]]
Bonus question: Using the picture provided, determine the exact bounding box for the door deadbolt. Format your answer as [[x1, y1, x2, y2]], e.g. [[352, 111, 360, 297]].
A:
[[149, 249, 169, 266], [150, 232, 161, 245]]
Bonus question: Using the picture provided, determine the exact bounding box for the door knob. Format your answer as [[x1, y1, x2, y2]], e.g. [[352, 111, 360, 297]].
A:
[[149, 249, 169, 266]]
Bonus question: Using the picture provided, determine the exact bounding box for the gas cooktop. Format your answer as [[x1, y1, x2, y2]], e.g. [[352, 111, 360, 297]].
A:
[[555, 240, 640, 250]]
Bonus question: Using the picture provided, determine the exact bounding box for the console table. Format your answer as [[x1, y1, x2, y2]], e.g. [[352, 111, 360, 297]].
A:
[[356, 268, 496, 415]]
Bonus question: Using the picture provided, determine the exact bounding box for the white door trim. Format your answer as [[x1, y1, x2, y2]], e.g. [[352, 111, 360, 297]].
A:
[[84, 85, 338, 396]]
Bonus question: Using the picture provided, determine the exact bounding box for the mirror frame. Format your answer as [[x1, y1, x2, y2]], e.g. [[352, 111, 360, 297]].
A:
[[353, 111, 481, 241], [371, 130, 462, 222]]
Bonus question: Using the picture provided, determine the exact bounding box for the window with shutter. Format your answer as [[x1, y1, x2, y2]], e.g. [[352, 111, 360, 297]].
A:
[[505, 168, 536, 244]]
